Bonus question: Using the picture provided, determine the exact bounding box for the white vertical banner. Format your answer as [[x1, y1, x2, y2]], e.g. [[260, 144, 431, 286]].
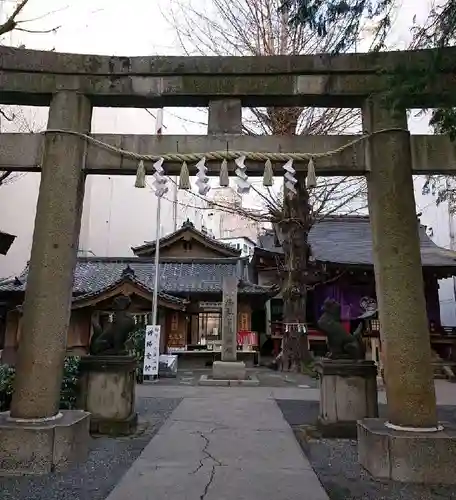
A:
[[143, 325, 161, 376]]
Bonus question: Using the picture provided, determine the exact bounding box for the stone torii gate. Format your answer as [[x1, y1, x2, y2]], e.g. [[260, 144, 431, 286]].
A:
[[1, 45, 456, 479]]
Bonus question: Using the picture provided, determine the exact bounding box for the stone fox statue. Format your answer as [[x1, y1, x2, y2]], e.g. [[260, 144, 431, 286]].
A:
[[317, 298, 365, 360], [89, 295, 136, 356]]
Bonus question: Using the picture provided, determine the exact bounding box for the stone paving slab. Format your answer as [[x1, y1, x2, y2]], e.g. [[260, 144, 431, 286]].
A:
[[204, 466, 330, 500], [107, 393, 329, 500], [167, 396, 292, 430]]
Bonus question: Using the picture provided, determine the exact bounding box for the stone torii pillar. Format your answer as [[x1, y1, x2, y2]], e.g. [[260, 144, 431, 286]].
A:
[[0, 91, 91, 475], [357, 97, 456, 483]]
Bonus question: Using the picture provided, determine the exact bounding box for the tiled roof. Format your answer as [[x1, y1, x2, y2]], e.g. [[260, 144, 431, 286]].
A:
[[257, 215, 456, 268], [132, 220, 241, 257], [72, 266, 187, 307], [0, 257, 275, 296]]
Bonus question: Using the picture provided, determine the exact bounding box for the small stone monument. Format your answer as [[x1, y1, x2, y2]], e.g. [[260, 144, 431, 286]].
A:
[[315, 298, 378, 437], [77, 294, 138, 435], [212, 276, 247, 381]]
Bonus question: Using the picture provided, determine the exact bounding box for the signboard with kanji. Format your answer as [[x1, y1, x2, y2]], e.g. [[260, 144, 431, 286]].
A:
[[143, 325, 161, 376]]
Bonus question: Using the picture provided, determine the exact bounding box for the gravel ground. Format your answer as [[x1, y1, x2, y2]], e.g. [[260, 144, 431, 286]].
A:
[[0, 397, 181, 500], [276, 400, 456, 500]]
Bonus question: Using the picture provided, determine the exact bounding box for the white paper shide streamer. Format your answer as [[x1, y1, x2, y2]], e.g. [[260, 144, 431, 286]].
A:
[[195, 157, 210, 195], [235, 156, 250, 194], [283, 159, 297, 198], [143, 325, 161, 376], [152, 158, 168, 198], [140, 153, 316, 196]]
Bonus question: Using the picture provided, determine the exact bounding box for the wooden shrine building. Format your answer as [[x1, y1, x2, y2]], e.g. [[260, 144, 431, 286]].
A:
[[0, 220, 275, 367], [250, 215, 456, 361]]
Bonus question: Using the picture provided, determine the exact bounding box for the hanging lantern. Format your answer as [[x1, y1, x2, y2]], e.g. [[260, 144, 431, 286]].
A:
[[263, 159, 274, 187], [306, 157, 317, 188], [178, 161, 191, 190], [219, 159, 229, 187], [134, 160, 146, 188]]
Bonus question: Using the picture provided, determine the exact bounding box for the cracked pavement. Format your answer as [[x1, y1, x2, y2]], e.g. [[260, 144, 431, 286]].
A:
[[106, 389, 329, 500]]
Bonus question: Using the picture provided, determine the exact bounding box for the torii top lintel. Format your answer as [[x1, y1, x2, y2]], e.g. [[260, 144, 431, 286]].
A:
[[0, 46, 454, 108]]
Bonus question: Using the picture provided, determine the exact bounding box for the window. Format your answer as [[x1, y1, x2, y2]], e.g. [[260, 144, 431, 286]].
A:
[[243, 244, 247, 253], [183, 241, 193, 251], [198, 312, 222, 342]]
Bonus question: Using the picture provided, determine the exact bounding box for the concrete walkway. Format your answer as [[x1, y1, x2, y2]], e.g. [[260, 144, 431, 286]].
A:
[[107, 389, 329, 500], [136, 377, 456, 405]]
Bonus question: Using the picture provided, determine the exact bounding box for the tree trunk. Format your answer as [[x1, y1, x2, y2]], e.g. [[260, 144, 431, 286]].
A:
[[280, 172, 313, 371]]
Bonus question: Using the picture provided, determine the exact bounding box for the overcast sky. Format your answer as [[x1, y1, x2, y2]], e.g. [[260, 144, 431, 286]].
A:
[[0, 0, 445, 277]]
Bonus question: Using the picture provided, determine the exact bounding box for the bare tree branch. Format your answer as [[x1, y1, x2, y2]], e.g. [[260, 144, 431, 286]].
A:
[[0, 171, 12, 186], [0, 0, 29, 37], [164, 0, 388, 371], [0, 0, 61, 39]]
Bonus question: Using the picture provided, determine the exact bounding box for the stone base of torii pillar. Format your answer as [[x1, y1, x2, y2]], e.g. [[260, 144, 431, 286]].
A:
[[0, 410, 90, 475]]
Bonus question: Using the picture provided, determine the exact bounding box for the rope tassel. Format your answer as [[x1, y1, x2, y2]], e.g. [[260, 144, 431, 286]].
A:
[[179, 161, 191, 190], [135, 160, 146, 188], [306, 157, 317, 188], [263, 159, 274, 187], [219, 159, 229, 187]]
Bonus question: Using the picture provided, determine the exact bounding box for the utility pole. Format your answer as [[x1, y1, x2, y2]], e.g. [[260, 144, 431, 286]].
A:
[[152, 108, 164, 326], [172, 176, 178, 231], [446, 178, 456, 309]]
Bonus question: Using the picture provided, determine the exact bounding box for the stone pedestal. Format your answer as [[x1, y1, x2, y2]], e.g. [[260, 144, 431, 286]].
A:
[[358, 418, 456, 484], [212, 360, 246, 380], [315, 359, 378, 438], [0, 410, 90, 475], [78, 355, 137, 435]]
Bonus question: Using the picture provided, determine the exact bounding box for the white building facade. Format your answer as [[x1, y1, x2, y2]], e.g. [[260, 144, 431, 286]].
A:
[[218, 236, 256, 259], [415, 177, 456, 326]]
